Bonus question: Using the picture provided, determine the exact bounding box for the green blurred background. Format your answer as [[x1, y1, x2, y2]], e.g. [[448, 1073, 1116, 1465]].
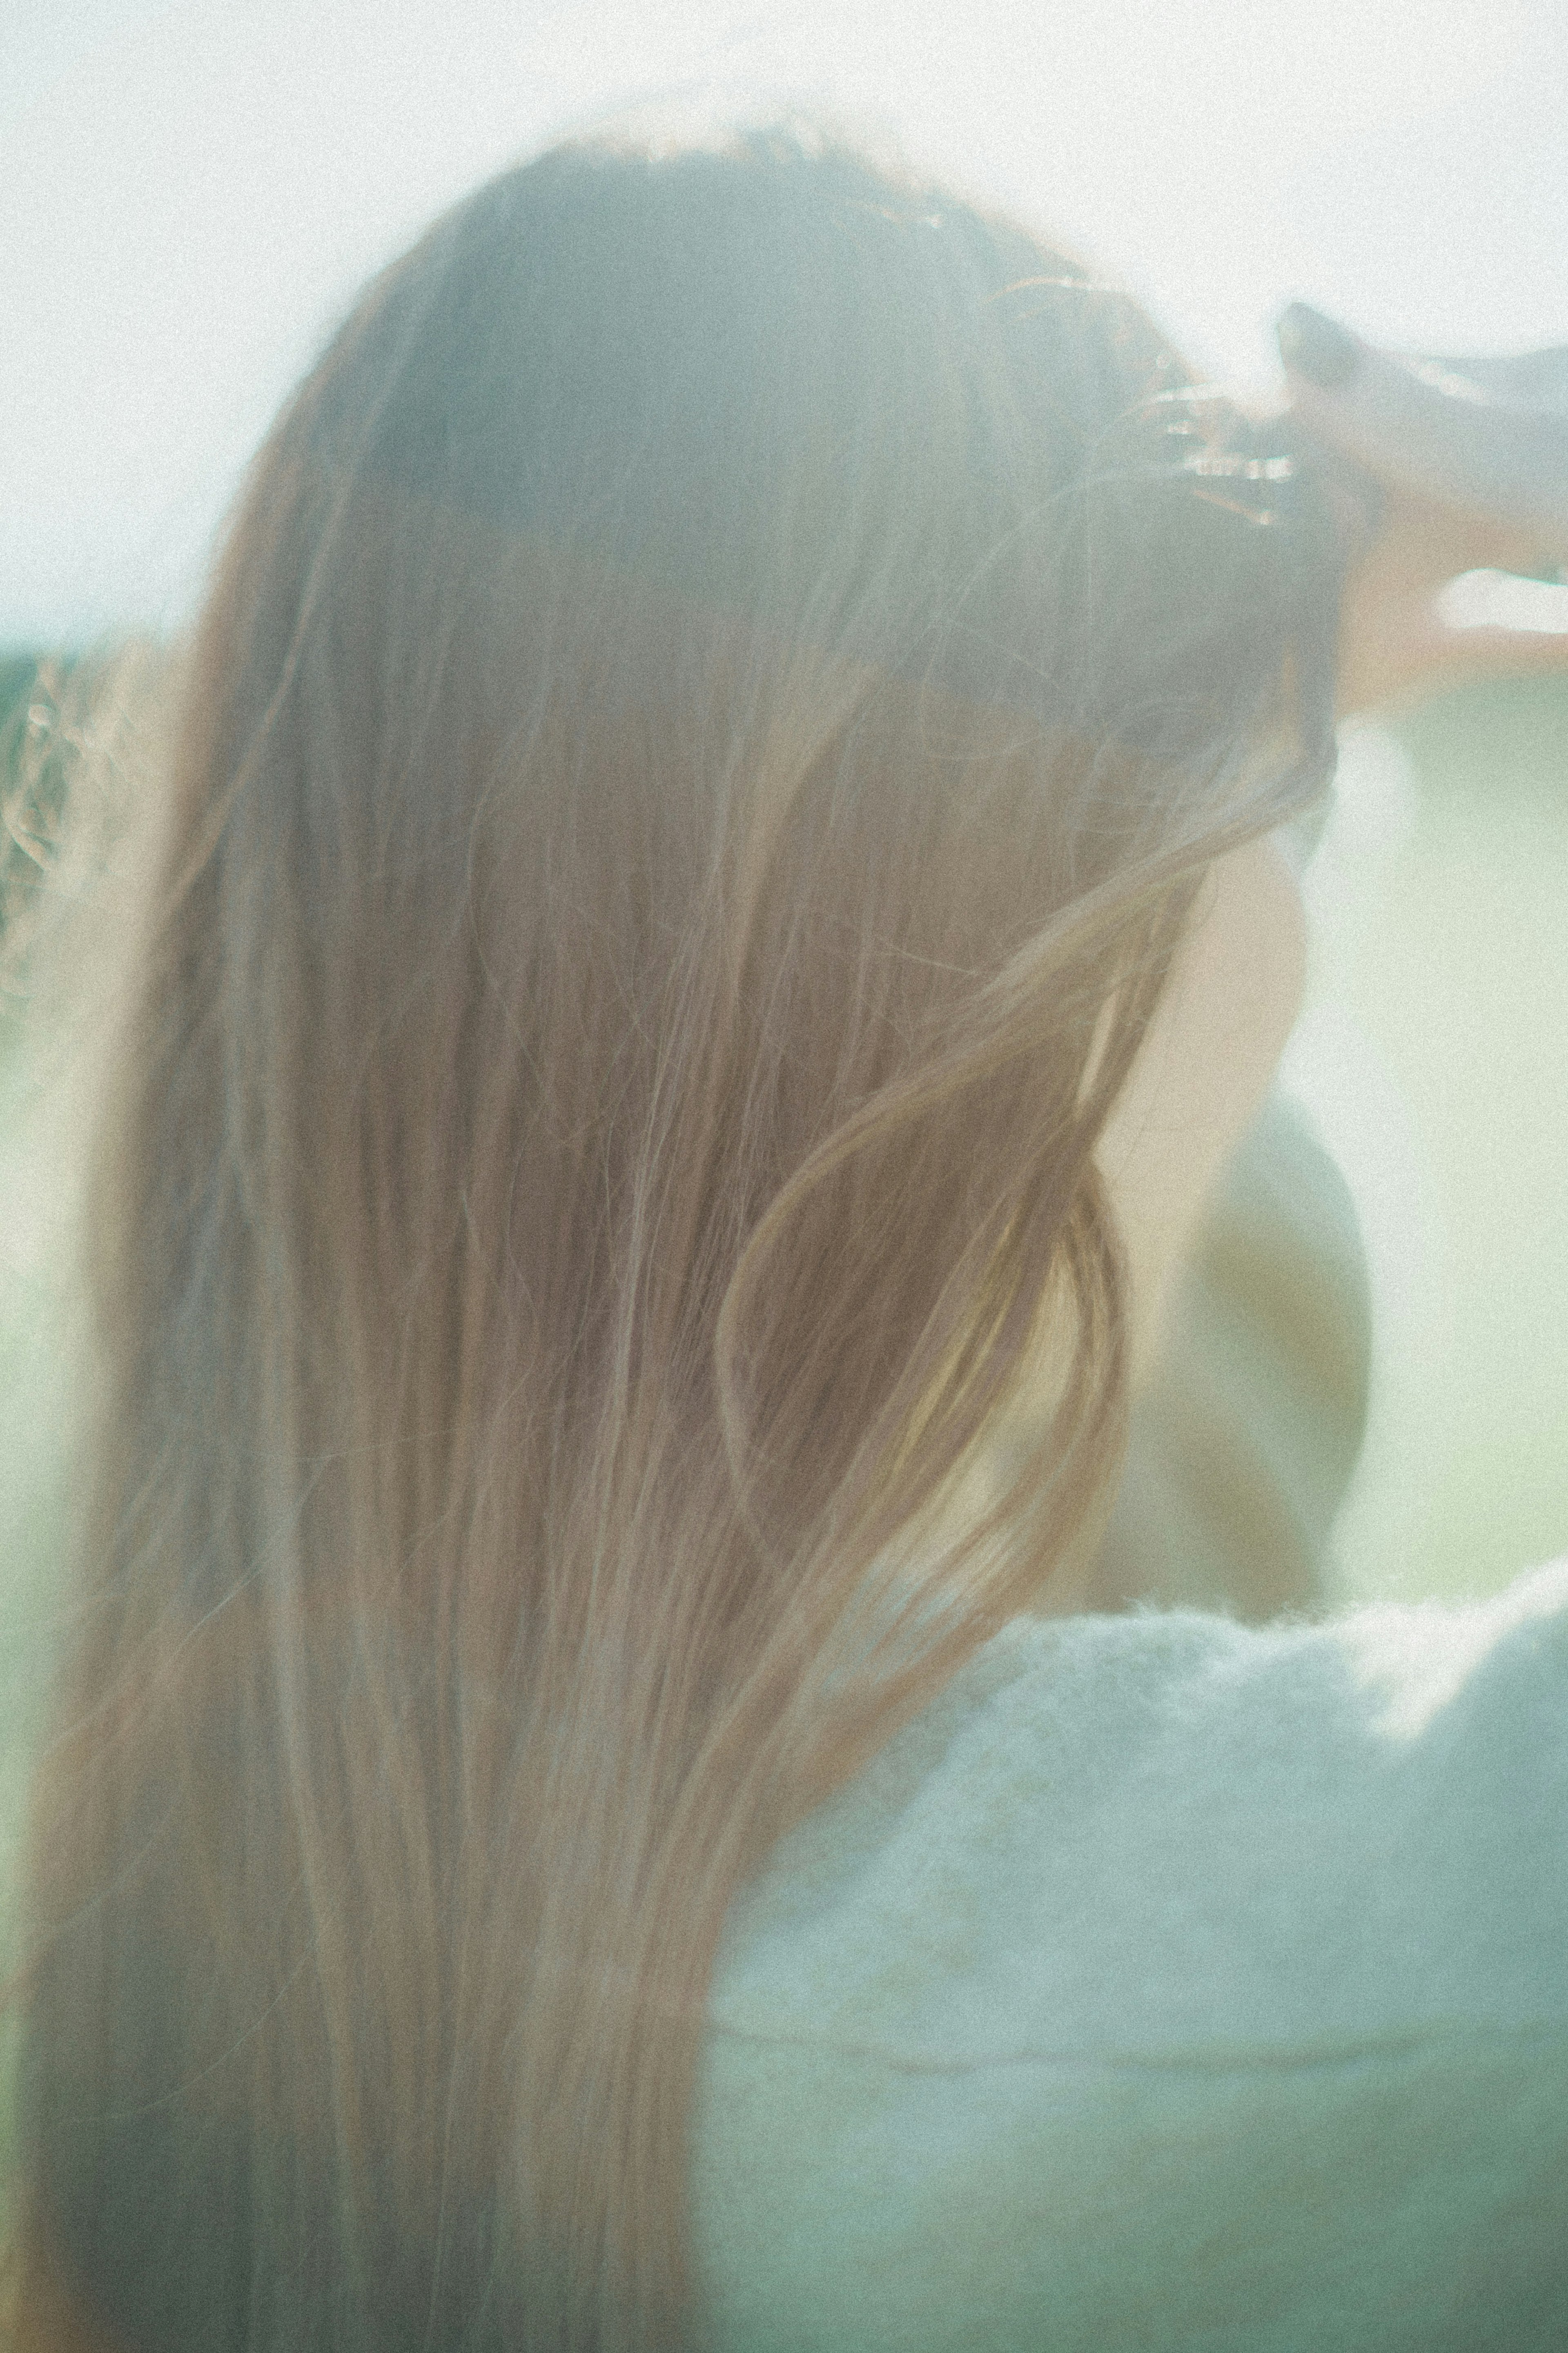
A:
[[1284, 677, 1568, 1606]]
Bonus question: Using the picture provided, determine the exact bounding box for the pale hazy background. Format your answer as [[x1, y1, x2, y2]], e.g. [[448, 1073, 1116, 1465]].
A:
[[5, 0, 1568, 645], [4, 0, 1568, 1607]]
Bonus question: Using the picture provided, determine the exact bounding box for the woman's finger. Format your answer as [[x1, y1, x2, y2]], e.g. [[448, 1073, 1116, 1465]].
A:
[[1419, 346, 1568, 406], [1278, 304, 1568, 564]]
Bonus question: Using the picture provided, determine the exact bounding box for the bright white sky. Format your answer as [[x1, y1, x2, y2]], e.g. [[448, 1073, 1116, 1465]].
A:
[[3, 0, 1566, 645]]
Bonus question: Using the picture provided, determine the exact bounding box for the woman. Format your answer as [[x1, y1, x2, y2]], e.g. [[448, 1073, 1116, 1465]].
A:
[[6, 134, 1567, 2350]]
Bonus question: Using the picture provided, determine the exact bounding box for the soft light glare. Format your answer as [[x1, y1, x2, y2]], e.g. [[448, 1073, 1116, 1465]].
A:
[[1437, 569, 1568, 636], [1, 0, 1566, 642]]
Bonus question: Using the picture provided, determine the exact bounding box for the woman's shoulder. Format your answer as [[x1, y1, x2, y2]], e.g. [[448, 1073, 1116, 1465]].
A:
[[712, 1561, 1568, 2060], [694, 1571, 1568, 2351]]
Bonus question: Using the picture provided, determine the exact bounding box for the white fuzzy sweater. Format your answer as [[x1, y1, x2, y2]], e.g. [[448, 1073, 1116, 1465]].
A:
[[687, 1101, 1566, 2350], [692, 1562, 1568, 2350]]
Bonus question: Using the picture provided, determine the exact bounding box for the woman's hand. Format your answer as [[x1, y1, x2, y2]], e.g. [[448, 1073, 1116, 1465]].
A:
[[1277, 303, 1568, 715]]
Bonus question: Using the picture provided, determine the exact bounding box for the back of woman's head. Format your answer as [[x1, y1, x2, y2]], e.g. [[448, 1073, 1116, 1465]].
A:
[[11, 131, 1345, 2352]]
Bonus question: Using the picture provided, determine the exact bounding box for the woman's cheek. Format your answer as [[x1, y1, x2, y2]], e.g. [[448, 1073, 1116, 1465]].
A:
[[1098, 831, 1307, 1382]]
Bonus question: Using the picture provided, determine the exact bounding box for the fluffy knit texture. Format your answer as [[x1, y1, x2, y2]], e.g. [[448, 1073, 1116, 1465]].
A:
[[691, 1558, 1568, 2349], [685, 1102, 1564, 2350]]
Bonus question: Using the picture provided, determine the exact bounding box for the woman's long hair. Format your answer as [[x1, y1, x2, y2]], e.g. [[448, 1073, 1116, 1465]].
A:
[[9, 133, 1346, 2351]]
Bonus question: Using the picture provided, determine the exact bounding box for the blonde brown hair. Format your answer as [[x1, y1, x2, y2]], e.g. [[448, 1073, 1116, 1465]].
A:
[[9, 132, 1343, 2351]]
